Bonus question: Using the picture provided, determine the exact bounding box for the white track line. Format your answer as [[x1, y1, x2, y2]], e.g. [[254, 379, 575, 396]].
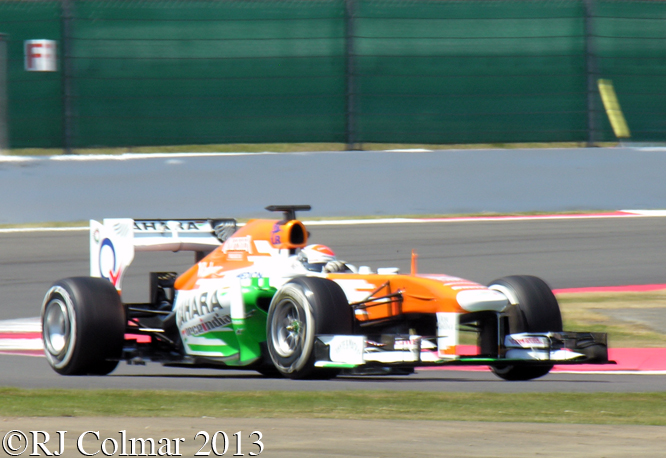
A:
[[304, 213, 646, 226], [0, 152, 281, 163], [0, 227, 87, 233], [622, 209, 666, 217], [3, 210, 666, 233], [0, 317, 41, 333], [0, 339, 43, 351]]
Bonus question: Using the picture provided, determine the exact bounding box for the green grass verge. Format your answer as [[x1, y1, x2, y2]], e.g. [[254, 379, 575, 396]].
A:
[[558, 291, 666, 347], [1, 389, 665, 425], [5, 142, 620, 156]]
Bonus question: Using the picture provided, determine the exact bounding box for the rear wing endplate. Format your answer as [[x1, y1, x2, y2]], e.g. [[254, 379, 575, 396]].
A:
[[90, 218, 236, 292]]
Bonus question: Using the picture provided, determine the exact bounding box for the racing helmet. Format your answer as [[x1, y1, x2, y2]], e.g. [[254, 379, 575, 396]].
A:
[[297, 244, 337, 272]]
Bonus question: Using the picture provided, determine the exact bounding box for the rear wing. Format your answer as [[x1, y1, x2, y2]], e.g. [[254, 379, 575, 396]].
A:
[[90, 218, 237, 292]]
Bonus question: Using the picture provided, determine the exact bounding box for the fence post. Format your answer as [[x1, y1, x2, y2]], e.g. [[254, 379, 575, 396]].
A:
[[345, 0, 357, 151], [584, 0, 597, 147], [61, 0, 74, 154], [0, 35, 8, 154]]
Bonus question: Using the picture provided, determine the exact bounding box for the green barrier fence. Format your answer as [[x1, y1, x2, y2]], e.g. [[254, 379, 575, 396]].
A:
[[0, 0, 664, 150]]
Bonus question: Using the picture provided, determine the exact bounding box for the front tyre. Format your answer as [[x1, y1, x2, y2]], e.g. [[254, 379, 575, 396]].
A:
[[41, 277, 126, 375], [267, 277, 352, 379], [488, 275, 563, 381]]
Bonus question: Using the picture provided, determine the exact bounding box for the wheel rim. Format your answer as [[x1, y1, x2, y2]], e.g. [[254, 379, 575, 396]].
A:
[[43, 298, 70, 358], [272, 299, 304, 358]]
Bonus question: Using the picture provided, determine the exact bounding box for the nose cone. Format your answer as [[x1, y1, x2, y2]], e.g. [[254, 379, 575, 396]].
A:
[[456, 289, 509, 313]]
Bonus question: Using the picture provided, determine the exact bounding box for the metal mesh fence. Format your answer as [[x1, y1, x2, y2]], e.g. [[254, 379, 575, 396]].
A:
[[0, 0, 664, 149], [595, 0, 666, 143], [0, 1, 62, 148], [352, 0, 589, 144], [70, 0, 346, 147]]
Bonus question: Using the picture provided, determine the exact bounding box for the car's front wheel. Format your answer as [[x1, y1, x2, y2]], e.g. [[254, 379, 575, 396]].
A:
[[488, 275, 562, 381], [266, 277, 353, 379], [41, 277, 126, 375]]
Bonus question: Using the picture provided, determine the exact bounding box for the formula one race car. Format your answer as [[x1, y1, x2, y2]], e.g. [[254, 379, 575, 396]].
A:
[[41, 206, 610, 381]]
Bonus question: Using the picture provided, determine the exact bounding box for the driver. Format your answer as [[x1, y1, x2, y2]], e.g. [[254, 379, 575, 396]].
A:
[[296, 244, 351, 273]]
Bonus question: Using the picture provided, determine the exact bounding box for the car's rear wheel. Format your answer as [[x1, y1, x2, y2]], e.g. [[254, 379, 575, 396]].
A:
[[488, 275, 562, 381], [41, 277, 126, 375], [266, 277, 353, 379]]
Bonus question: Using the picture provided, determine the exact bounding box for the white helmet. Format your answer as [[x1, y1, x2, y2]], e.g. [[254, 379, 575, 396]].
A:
[[297, 244, 337, 272]]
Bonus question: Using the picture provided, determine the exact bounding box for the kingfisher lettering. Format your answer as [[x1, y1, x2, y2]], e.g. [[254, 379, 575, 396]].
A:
[[182, 312, 232, 337]]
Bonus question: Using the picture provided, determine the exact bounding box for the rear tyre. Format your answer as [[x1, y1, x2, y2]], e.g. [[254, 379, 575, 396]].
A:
[[488, 275, 562, 381], [266, 277, 353, 379], [41, 277, 126, 375]]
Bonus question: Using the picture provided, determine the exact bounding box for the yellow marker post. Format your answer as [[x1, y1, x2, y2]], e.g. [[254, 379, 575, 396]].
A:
[[598, 79, 631, 138]]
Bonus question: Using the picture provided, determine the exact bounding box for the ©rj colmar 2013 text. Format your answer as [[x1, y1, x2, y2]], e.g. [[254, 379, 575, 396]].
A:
[[2, 430, 264, 456]]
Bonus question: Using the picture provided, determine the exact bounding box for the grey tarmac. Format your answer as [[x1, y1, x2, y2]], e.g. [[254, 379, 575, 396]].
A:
[[4, 216, 666, 322], [3, 352, 666, 392], [2, 147, 666, 225]]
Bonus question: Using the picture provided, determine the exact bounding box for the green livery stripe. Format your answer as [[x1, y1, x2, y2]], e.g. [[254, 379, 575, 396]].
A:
[[187, 344, 238, 356], [196, 330, 235, 341], [314, 362, 358, 369], [457, 358, 497, 363]]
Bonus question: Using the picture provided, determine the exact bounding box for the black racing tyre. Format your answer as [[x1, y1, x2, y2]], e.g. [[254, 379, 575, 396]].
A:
[[254, 343, 284, 378], [488, 275, 563, 381], [41, 277, 126, 375], [266, 276, 353, 379], [256, 366, 284, 378]]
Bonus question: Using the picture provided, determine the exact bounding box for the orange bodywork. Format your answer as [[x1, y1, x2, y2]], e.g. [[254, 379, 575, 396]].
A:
[[326, 273, 482, 320], [175, 218, 307, 291], [174, 217, 487, 320]]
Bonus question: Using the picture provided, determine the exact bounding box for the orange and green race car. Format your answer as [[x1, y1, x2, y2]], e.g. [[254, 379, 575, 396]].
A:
[[41, 205, 610, 381]]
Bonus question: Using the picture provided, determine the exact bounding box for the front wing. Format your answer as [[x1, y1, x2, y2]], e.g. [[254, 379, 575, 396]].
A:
[[313, 331, 611, 369]]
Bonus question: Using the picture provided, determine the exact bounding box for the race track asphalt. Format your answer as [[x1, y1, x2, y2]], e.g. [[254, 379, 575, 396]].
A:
[[3, 215, 666, 317], [2, 147, 666, 224], [2, 216, 666, 391], [2, 352, 665, 393]]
